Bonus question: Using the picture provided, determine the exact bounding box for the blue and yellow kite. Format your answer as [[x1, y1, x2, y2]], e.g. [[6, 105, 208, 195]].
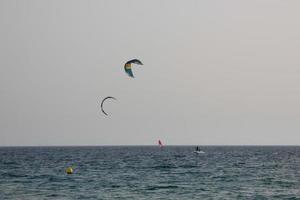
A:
[[124, 59, 143, 78]]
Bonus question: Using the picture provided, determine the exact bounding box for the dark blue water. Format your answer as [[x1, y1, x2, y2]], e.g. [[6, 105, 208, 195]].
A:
[[0, 146, 299, 199]]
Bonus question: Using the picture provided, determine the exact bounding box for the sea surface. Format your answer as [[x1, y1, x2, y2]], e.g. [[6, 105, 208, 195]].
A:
[[0, 146, 299, 199]]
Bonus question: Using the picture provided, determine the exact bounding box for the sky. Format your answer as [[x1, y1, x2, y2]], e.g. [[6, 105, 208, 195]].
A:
[[0, 0, 300, 146]]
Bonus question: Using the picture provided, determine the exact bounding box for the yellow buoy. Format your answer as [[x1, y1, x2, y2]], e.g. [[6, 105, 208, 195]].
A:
[[66, 167, 73, 174]]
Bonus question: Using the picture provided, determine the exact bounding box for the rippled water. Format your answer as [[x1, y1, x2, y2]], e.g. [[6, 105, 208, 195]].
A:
[[0, 146, 299, 199]]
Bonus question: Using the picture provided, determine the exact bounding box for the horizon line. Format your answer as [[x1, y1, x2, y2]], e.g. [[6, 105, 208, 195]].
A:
[[0, 144, 299, 148]]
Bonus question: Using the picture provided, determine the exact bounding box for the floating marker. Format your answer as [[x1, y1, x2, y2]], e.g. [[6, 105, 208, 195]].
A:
[[66, 167, 73, 174]]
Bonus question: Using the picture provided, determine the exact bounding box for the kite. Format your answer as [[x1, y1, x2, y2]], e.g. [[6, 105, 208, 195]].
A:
[[124, 59, 143, 78], [101, 96, 117, 116]]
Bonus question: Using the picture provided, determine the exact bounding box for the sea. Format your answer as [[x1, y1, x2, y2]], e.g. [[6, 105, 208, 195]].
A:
[[0, 146, 299, 199]]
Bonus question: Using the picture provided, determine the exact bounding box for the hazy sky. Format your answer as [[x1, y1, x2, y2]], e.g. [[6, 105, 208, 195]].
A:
[[1, 0, 300, 146]]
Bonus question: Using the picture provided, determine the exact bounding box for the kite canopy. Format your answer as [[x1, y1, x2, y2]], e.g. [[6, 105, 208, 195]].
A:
[[124, 59, 143, 78], [101, 96, 117, 116]]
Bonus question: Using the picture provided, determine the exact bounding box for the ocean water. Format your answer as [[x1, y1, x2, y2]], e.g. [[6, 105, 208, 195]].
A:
[[0, 146, 299, 199]]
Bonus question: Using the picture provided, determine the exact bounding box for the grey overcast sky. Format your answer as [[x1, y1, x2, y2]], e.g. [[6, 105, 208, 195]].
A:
[[1, 0, 300, 146]]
